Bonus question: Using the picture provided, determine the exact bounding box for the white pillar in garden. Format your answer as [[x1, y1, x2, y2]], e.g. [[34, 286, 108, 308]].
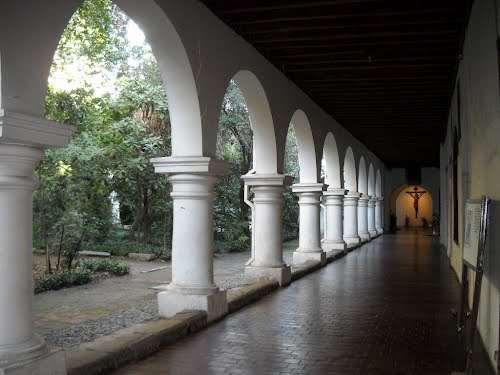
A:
[[151, 156, 228, 322], [242, 174, 292, 286], [367, 197, 377, 238], [343, 192, 361, 248], [321, 188, 347, 256], [0, 112, 73, 374], [357, 195, 370, 242], [292, 183, 326, 266], [375, 197, 384, 235]]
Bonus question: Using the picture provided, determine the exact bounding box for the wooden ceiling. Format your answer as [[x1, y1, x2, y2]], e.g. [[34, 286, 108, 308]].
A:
[[200, 0, 471, 167]]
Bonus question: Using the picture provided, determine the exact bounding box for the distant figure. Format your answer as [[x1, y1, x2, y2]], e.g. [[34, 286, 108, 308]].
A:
[[406, 186, 427, 218]]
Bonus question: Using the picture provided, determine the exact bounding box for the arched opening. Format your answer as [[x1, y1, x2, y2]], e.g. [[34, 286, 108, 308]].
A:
[[322, 133, 341, 188], [282, 110, 317, 242], [368, 164, 375, 197], [320, 132, 341, 239], [376, 169, 382, 198], [214, 80, 253, 252], [231, 70, 277, 174], [283, 119, 300, 241], [390, 185, 433, 228], [288, 110, 317, 183], [113, 0, 203, 156], [358, 156, 368, 195], [343, 146, 357, 192], [0, 50, 3, 111], [35, 0, 176, 290]]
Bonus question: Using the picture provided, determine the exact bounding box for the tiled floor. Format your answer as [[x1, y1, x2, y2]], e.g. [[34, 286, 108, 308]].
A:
[[113, 230, 493, 375]]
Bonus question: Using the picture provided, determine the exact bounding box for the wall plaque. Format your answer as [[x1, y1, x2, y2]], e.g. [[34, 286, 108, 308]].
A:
[[463, 199, 482, 270]]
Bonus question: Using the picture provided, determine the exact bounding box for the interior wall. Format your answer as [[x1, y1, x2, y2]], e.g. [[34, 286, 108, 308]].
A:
[[441, 0, 500, 366], [395, 185, 433, 227], [384, 167, 440, 231]]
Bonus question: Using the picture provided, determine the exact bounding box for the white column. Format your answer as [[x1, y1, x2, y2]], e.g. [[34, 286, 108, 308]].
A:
[[368, 197, 377, 238], [0, 112, 72, 374], [375, 197, 384, 235], [357, 195, 370, 242], [151, 157, 228, 322], [292, 183, 326, 266], [242, 174, 292, 286], [343, 192, 361, 248], [321, 188, 347, 256]]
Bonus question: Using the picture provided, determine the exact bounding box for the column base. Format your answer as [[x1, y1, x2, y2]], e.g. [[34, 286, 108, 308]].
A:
[[245, 265, 291, 286], [344, 236, 361, 249], [359, 233, 370, 242], [157, 287, 228, 322], [376, 228, 383, 235], [0, 348, 66, 375], [292, 251, 326, 266], [321, 240, 346, 259], [369, 229, 377, 238], [321, 239, 346, 252]]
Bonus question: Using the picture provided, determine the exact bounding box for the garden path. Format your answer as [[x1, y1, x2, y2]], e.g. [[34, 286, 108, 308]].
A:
[[33, 240, 297, 348]]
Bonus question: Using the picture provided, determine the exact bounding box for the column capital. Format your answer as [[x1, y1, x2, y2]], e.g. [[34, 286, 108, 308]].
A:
[[0, 144, 44, 190], [358, 194, 370, 203], [241, 173, 293, 187], [0, 111, 74, 147], [151, 156, 228, 176], [292, 182, 325, 193], [345, 191, 361, 199], [324, 188, 347, 196]]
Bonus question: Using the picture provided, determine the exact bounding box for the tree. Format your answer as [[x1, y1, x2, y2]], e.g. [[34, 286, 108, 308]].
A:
[[283, 126, 300, 239], [214, 81, 253, 252]]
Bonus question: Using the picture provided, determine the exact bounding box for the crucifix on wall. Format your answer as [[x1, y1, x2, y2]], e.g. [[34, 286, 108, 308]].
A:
[[406, 186, 427, 218]]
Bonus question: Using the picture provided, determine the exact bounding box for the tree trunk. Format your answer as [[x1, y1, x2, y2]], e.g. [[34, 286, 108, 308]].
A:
[[56, 225, 65, 271]]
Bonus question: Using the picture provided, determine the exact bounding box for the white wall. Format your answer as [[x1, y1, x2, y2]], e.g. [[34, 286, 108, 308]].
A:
[[441, 0, 500, 367]]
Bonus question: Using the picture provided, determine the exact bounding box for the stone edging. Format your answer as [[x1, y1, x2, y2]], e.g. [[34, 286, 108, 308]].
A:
[[66, 249, 352, 375]]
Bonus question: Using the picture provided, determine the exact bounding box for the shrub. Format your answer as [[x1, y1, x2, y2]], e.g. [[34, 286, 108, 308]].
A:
[[83, 241, 165, 257], [215, 220, 250, 253], [35, 269, 93, 294], [79, 258, 130, 276]]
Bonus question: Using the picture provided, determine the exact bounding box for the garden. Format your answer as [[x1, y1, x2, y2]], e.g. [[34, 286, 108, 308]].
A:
[[33, 0, 300, 293]]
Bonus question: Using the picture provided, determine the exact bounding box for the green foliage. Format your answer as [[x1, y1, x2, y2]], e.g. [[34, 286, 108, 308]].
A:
[[214, 81, 252, 253], [53, 0, 127, 71], [84, 241, 165, 257], [36, 0, 301, 268], [283, 127, 300, 239], [35, 269, 93, 294], [79, 258, 129, 276]]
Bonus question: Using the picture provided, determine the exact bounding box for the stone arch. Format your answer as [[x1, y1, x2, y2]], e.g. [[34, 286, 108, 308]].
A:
[[322, 132, 341, 188], [343, 146, 357, 192], [376, 169, 382, 197], [103, 0, 204, 156], [231, 70, 277, 174], [288, 110, 317, 183], [368, 164, 375, 197], [3, 0, 204, 155], [358, 156, 368, 195]]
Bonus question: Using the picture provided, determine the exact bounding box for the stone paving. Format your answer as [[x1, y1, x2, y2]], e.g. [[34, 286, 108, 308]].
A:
[[34, 241, 297, 348], [112, 231, 494, 375]]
